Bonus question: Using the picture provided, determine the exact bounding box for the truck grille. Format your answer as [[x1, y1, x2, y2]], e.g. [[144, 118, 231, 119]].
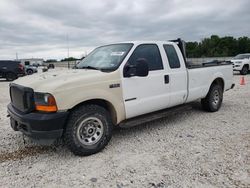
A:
[[10, 84, 35, 113]]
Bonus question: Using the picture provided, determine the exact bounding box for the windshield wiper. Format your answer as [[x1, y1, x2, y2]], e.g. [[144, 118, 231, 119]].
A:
[[80, 66, 100, 71], [80, 66, 114, 73]]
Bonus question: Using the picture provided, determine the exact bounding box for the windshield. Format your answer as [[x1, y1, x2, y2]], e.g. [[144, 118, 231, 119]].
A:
[[233, 54, 250, 60], [77, 43, 133, 71]]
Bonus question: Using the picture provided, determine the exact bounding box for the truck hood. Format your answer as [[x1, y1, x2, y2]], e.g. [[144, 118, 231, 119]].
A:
[[231, 59, 246, 63], [13, 69, 114, 93]]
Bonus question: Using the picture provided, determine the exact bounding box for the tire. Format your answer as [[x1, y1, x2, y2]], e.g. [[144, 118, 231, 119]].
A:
[[5, 72, 17, 81], [201, 84, 223, 112], [65, 104, 113, 156], [240, 65, 249, 75], [26, 69, 33, 75]]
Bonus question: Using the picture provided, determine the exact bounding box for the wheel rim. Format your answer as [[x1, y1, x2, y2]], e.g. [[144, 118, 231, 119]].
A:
[[76, 117, 104, 146], [7, 73, 15, 80], [27, 70, 33, 75], [212, 90, 220, 106]]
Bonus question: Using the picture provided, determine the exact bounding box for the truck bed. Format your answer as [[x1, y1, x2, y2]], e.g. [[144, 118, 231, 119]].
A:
[[186, 62, 234, 103]]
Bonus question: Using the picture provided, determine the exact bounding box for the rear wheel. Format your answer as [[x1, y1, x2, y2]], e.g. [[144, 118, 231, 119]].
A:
[[201, 84, 223, 112], [5, 72, 17, 81], [65, 104, 113, 156], [240, 65, 249, 75], [26, 69, 33, 75]]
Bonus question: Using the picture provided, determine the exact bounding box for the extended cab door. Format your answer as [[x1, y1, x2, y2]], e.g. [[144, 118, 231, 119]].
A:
[[162, 44, 188, 106], [121, 44, 171, 119]]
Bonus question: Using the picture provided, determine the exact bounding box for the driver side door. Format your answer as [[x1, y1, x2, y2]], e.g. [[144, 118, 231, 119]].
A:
[[121, 44, 171, 119]]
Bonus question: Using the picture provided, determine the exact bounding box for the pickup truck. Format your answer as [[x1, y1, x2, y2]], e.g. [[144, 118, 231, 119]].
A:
[[7, 39, 234, 156], [231, 53, 250, 75]]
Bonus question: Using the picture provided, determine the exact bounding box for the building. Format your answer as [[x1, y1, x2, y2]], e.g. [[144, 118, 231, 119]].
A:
[[19, 58, 44, 66]]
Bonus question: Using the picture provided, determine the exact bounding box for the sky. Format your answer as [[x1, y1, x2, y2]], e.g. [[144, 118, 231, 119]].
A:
[[0, 0, 249, 60]]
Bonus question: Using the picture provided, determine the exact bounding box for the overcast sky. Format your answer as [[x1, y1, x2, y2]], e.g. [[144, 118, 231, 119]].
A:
[[0, 0, 249, 60]]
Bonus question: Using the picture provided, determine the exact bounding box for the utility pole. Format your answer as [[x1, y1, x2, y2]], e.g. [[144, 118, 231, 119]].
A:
[[67, 35, 70, 69], [16, 52, 18, 60]]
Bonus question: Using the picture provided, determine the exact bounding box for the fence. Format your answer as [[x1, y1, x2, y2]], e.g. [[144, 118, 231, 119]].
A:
[[51, 61, 77, 68], [187, 57, 233, 64]]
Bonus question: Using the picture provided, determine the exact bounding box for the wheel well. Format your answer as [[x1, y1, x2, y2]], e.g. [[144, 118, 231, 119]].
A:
[[211, 78, 224, 91], [5, 71, 16, 76], [243, 64, 249, 69], [69, 99, 117, 125]]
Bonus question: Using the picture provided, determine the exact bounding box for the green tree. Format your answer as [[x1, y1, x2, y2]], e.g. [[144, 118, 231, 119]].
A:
[[186, 35, 250, 58], [61, 57, 78, 62], [46, 59, 57, 62]]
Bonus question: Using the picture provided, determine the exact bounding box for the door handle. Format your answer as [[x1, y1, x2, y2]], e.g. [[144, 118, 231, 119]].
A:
[[164, 75, 169, 84]]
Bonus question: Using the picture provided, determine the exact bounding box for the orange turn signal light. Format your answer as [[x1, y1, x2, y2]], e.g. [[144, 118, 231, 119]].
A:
[[35, 105, 58, 112], [35, 94, 58, 112]]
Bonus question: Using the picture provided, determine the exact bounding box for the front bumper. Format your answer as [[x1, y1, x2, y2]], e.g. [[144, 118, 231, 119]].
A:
[[233, 64, 243, 71], [7, 104, 69, 139]]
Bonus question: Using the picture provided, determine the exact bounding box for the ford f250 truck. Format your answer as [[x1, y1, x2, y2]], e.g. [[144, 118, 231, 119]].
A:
[[7, 39, 234, 156]]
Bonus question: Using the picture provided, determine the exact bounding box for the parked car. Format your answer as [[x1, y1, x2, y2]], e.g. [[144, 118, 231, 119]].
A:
[[25, 65, 38, 75], [7, 39, 234, 156], [231, 53, 250, 75], [47, 64, 55, 69], [0, 60, 25, 81], [42, 66, 48, 72]]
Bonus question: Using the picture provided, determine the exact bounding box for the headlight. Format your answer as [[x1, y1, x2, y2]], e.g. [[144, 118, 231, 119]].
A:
[[235, 61, 242, 64], [34, 92, 58, 112]]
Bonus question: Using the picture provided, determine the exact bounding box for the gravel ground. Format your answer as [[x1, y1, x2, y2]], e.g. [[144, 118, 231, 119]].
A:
[[0, 74, 249, 188]]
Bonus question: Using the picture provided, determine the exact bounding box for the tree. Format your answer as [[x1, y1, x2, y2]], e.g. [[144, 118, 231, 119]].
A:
[[186, 35, 250, 58], [46, 59, 57, 63], [61, 57, 78, 62]]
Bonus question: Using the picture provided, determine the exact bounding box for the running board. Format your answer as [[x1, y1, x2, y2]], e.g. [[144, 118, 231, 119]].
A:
[[119, 104, 192, 128]]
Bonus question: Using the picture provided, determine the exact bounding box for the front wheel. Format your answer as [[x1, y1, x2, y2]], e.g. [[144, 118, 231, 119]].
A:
[[5, 72, 17, 81], [201, 84, 223, 112], [240, 65, 249, 75], [65, 104, 113, 156]]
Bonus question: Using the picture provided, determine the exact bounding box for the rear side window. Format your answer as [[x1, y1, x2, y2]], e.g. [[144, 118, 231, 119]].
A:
[[0, 61, 8, 66], [0, 61, 13, 67], [128, 44, 163, 71], [163, 44, 181, 69]]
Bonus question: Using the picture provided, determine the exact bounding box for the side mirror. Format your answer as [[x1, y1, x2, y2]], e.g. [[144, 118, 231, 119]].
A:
[[124, 58, 149, 77], [135, 58, 149, 77]]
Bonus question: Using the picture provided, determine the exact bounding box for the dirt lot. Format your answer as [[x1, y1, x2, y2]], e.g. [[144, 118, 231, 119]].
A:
[[0, 74, 249, 188]]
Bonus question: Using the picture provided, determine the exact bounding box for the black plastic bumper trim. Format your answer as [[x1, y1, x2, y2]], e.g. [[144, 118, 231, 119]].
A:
[[7, 103, 68, 139]]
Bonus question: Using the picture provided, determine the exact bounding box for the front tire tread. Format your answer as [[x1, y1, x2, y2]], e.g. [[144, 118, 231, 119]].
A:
[[65, 104, 113, 156]]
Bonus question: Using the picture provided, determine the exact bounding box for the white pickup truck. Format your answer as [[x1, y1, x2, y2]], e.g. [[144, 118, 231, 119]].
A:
[[231, 53, 250, 75], [8, 39, 234, 156]]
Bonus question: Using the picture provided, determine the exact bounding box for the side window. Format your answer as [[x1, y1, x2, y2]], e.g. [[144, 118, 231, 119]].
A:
[[0, 62, 5, 67], [128, 44, 163, 71], [163, 44, 181, 69]]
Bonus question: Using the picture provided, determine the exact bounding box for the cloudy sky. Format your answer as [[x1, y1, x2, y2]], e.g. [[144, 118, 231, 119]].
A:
[[0, 0, 249, 60]]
